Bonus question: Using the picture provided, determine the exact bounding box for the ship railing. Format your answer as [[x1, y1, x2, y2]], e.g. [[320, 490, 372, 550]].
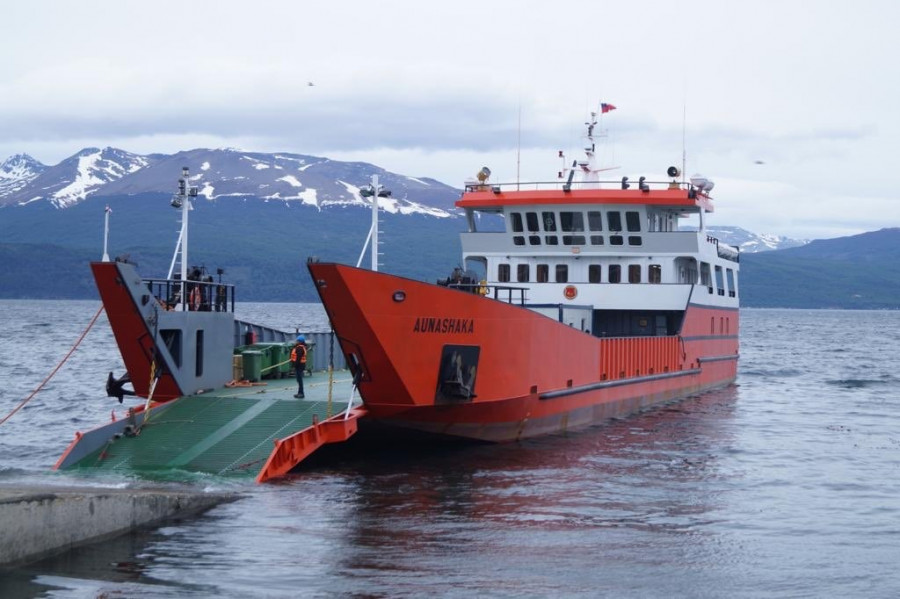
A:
[[144, 277, 236, 313], [464, 180, 708, 195], [442, 281, 529, 305]]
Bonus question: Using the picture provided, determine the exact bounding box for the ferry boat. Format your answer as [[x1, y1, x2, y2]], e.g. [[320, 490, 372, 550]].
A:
[[308, 110, 739, 441], [55, 109, 738, 482]]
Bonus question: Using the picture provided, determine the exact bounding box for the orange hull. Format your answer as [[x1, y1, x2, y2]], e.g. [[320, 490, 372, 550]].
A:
[[309, 263, 738, 442], [92, 262, 182, 401]]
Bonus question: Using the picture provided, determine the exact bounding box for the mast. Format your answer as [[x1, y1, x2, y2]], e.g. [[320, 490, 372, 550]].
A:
[[167, 167, 197, 310], [371, 174, 379, 272], [357, 174, 391, 272]]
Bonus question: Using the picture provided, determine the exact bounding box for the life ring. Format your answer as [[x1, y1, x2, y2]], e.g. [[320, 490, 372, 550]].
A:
[[189, 287, 201, 311]]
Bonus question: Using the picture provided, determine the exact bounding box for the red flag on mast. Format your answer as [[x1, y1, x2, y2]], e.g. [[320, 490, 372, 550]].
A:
[[601, 103, 617, 113]]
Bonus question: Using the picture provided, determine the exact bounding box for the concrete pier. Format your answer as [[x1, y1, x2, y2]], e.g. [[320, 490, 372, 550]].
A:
[[0, 485, 237, 567]]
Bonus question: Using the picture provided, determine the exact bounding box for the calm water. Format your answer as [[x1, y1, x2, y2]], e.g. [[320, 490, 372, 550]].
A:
[[1, 301, 899, 597]]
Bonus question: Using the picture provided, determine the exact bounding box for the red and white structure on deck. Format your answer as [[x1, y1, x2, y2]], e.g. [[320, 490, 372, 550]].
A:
[[309, 109, 740, 441]]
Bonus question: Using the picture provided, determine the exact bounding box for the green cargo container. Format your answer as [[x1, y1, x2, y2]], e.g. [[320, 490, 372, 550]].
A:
[[242, 350, 263, 382]]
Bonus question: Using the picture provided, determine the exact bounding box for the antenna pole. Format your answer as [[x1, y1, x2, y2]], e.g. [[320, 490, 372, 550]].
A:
[[681, 102, 687, 184], [516, 102, 522, 189], [102, 205, 111, 262]]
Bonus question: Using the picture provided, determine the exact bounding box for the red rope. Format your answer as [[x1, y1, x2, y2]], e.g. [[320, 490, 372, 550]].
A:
[[0, 304, 105, 427]]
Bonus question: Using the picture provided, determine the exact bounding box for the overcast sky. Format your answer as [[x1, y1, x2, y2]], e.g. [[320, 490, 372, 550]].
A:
[[2, 0, 898, 239]]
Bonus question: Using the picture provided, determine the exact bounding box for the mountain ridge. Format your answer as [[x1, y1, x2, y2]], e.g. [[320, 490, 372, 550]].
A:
[[0, 147, 461, 216], [0, 147, 808, 252]]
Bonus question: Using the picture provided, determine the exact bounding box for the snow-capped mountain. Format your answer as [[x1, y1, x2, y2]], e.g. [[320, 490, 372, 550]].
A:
[[682, 225, 808, 253], [704, 225, 808, 253], [1, 147, 153, 208], [0, 153, 47, 197], [0, 147, 460, 217]]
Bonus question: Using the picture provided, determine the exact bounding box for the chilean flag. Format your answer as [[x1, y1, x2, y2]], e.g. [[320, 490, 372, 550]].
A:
[[601, 103, 617, 113]]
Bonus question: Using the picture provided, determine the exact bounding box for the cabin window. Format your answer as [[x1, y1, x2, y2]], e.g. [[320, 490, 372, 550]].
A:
[[588, 264, 602, 283], [498, 263, 510, 282], [715, 265, 725, 296], [517, 264, 530, 282], [529, 235, 541, 245], [726, 268, 737, 297], [625, 211, 641, 232], [590, 235, 604, 245], [537, 264, 549, 283], [588, 211, 603, 231], [609, 264, 621, 283], [607, 211, 622, 232], [510, 212, 523, 233], [628, 264, 642, 283], [649, 264, 662, 284], [195, 329, 204, 377], [542, 212, 557, 231], [610, 235, 624, 246], [526, 212, 540, 232], [555, 264, 568, 283], [562, 235, 586, 245], [560, 211, 584, 232], [700, 262, 712, 289], [628, 236, 642, 246], [544, 235, 559, 245]]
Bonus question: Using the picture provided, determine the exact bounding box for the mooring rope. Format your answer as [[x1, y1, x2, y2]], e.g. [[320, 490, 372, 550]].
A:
[[0, 304, 105, 428]]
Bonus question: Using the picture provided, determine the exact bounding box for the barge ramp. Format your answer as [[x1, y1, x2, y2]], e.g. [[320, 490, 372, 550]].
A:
[[55, 372, 365, 483]]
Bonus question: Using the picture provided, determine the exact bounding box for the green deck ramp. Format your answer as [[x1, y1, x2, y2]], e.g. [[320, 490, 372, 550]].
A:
[[67, 394, 340, 478]]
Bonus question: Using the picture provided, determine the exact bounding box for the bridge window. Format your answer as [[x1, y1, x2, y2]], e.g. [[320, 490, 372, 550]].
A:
[[498, 263, 510, 282], [517, 264, 530, 282], [529, 235, 541, 245], [562, 235, 586, 245], [610, 235, 624, 246], [560, 211, 584, 232], [626, 211, 641, 232], [590, 235, 604, 245], [526, 212, 539, 232], [555, 264, 568, 283], [542, 212, 557, 231], [510, 212, 523, 233], [537, 264, 549, 283], [609, 264, 621, 283], [513, 236, 525, 246], [607, 211, 622, 232], [588, 211, 603, 231], [649, 264, 662, 284], [628, 236, 642, 246], [544, 235, 559, 245], [589, 264, 602, 283], [628, 265, 642, 283]]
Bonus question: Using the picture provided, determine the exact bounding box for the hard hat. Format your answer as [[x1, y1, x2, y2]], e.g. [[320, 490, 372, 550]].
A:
[[296, 335, 305, 343]]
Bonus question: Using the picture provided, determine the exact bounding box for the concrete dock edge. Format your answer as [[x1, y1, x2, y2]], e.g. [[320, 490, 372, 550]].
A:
[[0, 485, 238, 567]]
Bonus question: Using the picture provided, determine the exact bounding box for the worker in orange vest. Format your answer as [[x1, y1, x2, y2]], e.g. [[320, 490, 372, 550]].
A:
[[290, 335, 308, 398]]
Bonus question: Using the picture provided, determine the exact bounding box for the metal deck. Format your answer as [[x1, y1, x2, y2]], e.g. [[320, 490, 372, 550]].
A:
[[61, 371, 360, 480]]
